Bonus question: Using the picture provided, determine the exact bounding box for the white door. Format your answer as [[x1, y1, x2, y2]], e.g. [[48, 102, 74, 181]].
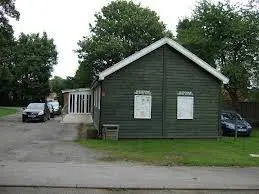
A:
[[68, 92, 91, 114]]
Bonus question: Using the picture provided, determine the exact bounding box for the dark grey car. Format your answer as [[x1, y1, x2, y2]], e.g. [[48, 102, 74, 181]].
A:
[[22, 103, 50, 122], [221, 111, 252, 136]]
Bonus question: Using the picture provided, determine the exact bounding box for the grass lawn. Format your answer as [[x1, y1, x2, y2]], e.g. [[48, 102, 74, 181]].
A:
[[0, 107, 17, 117], [77, 128, 259, 167]]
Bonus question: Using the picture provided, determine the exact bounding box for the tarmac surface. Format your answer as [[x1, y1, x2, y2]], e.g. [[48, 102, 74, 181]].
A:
[[1, 187, 259, 194], [1, 162, 259, 190], [0, 112, 259, 193], [0, 113, 103, 163]]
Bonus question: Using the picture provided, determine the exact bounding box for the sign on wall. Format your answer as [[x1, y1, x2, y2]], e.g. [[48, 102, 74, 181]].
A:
[[134, 90, 152, 119], [177, 95, 194, 120], [177, 91, 193, 96]]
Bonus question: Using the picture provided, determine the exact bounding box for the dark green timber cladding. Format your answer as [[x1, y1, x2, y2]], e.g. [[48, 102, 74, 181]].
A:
[[93, 106, 100, 130], [101, 47, 164, 138], [164, 45, 221, 138], [100, 45, 221, 138]]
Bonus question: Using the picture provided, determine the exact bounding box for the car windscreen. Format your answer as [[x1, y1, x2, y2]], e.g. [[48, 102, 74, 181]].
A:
[[222, 112, 242, 120], [27, 103, 44, 110], [48, 102, 59, 108]]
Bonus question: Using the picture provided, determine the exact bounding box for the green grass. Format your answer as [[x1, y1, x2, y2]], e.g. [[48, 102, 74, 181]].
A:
[[77, 129, 259, 167], [0, 107, 17, 117]]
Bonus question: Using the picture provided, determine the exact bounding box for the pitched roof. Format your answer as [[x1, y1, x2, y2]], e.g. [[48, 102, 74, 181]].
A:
[[98, 37, 229, 84]]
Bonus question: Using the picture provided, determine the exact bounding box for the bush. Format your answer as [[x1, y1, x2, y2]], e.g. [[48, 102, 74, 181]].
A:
[[77, 123, 98, 139]]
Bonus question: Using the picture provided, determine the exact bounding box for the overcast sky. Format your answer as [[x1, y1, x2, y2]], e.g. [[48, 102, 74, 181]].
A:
[[10, 0, 247, 78]]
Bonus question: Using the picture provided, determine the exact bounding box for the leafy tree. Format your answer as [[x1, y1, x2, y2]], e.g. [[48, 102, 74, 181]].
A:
[[248, 87, 259, 102], [74, 61, 91, 87], [177, 0, 259, 107], [77, 0, 172, 85], [64, 76, 77, 89], [0, 0, 19, 105], [14, 32, 57, 104], [49, 76, 66, 104], [50, 76, 65, 94], [49, 76, 79, 105], [0, 0, 19, 20]]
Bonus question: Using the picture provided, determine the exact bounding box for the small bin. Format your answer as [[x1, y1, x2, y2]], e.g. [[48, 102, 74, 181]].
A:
[[102, 124, 119, 140]]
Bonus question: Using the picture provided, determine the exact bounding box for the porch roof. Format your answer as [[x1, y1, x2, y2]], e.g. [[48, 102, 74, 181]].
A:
[[61, 88, 91, 93]]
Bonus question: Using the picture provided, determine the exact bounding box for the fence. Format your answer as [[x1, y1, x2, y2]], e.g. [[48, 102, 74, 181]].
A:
[[222, 101, 259, 127]]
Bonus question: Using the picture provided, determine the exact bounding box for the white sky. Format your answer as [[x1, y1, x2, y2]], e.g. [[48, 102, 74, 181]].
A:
[[10, 0, 248, 78]]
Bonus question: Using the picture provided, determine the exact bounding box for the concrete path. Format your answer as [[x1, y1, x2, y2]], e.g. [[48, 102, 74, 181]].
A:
[[61, 113, 93, 124], [1, 162, 259, 190]]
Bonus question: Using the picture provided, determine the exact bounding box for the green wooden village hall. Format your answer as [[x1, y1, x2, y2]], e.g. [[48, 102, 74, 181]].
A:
[[92, 37, 229, 139]]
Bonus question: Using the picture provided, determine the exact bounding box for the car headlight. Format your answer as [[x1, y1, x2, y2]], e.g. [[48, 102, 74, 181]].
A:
[[38, 111, 44, 115], [22, 111, 26, 115], [246, 123, 252, 129], [225, 123, 235, 129]]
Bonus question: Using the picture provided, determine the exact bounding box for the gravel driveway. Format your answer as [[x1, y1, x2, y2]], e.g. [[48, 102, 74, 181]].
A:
[[0, 112, 103, 163]]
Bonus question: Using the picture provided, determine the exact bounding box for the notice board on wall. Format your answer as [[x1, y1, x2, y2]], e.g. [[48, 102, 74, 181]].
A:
[[177, 96, 194, 119], [134, 90, 152, 119]]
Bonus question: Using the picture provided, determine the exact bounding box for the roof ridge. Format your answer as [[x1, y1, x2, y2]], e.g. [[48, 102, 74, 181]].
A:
[[98, 37, 229, 84]]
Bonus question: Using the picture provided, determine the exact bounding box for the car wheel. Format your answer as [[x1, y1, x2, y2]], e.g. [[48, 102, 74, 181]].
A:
[[22, 118, 26, 122]]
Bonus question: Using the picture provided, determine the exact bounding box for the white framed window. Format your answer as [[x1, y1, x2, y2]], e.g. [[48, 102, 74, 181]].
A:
[[177, 96, 194, 119]]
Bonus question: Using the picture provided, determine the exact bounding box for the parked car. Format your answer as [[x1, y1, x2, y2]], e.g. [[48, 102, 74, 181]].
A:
[[47, 101, 61, 115], [22, 103, 50, 122], [47, 104, 55, 118], [221, 111, 252, 136]]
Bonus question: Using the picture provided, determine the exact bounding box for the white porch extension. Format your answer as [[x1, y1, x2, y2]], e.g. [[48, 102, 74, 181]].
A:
[[61, 88, 93, 124]]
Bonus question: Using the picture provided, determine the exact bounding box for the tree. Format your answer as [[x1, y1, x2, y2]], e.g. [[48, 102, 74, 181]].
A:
[[248, 87, 259, 102], [74, 61, 92, 87], [76, 0, 172, 85], [176, 0, 259, 107], [0, 0, 19, 20], [0, 0, 19, 105], [14, 32, 57, 104], [49, 76, 66, 104], [49, 76, 79, 105]]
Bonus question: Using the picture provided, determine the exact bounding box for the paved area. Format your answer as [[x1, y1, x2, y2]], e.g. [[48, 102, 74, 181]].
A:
[[0, 112, 259, 192], [0, 112, 102, 163], [1, 187, 258, 194], [1, 162, 259, 190]]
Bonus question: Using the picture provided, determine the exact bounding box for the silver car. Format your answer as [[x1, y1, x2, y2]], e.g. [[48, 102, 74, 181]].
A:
[[47, 101, 61, 115]]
